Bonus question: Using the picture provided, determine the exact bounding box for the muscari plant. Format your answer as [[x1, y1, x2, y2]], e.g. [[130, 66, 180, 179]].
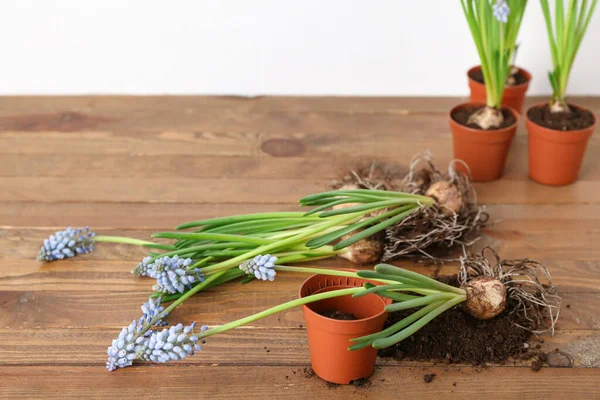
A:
[[37, 188, 559, 371], [540, 0, 598, 113], [37, 187, 498, 371], [107, 249, 560, 371], [461, 0, 528, 129]]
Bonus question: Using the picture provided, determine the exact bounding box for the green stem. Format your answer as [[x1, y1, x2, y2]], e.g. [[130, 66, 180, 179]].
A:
[[197, 287, 364, 339], [372, 295, 467, 348], [273, 265, 397, 284], [93, 235, 161, 247], [199, 213, 363, 274]]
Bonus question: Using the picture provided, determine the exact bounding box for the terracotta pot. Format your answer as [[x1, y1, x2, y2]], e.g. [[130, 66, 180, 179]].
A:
[[527, 103, 598, 185], [449, 102, 519, 182], [468, 65, 531, 114], [299, 273, 390, 384]]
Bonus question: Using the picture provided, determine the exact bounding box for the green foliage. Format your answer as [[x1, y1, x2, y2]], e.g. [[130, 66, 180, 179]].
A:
[[540, 0, 598, 103], [461, 0, 528, 108]]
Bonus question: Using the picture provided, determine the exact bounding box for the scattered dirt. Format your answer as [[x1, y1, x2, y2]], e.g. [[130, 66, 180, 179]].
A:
[[303, 366, 315, 379], [326, 382, 339, 389], [379, 275, 533, 365], [451, 105, 516, 130], [545, 350, 573, 368], [300, 365, 372, 389], [423, 373, 436, 383], [394, 350, 405, 361], [469, 68, 529, 86], [351, 377, 372, 388], [318, 309, 358, 320], [527, 103, 595, 131], [531, 360, 543, 371]]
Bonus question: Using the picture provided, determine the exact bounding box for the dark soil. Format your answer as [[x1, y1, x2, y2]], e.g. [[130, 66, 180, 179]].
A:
[[423, 373, 436, 383], [469, 68, 528, 86], [451, 105, 516, 130], [527, 103, 595, 131], [378, 275, 533, 365], [318, 309, 358, 320]]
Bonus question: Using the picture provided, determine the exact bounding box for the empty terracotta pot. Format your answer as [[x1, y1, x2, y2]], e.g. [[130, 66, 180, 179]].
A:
[[468, 65, 531, 114], [449, 102, 519, 182], [299, 273, 390, 384], [527, 103, 598, 185]]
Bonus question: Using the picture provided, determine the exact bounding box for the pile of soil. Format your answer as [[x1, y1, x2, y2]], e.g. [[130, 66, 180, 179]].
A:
[[318, 309, 358, 320], [378, 275, 533, 365], [527, 104, 595, 131], [469, 68, 528, 86], [451, 105, 516, 130]]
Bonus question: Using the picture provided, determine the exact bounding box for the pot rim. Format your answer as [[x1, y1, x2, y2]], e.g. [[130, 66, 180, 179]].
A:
[[525, 102, 599, 139], [449, 101, 520, 137], [467, 65, 532, 90], [298, 272, 389, 326]]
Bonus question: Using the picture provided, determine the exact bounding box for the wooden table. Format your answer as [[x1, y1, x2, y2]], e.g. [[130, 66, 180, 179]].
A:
[[1, 96, 599, 399]]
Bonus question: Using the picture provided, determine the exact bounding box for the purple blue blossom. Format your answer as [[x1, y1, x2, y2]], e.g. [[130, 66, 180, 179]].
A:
[[239, 254, 277, 281], [37, 227, 95, 262], [132, 255, 204, 294], [106, 297, 205, 371], [493, 0, 510, 23]]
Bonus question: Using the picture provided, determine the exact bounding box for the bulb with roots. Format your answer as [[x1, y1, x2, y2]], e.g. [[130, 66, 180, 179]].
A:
[[334, 184, 383, 265], [425, 180, 464, 216], [460, 276, 507, 320], [467, 106, 504, 130]]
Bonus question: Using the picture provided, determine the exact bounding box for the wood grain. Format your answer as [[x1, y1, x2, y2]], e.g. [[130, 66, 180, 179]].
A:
[[0, 365, 598, 400], [1, 96, 599, 398]]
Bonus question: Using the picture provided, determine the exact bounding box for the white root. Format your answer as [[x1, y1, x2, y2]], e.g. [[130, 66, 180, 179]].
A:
[[467, 106, 504, 130], [383, 153, 487, 261]]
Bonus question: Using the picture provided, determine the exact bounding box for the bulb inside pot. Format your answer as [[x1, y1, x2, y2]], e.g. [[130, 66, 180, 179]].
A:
[[467, 106, 504, 130], [425, 180, 463, 216], [460, 276, 507, 320]]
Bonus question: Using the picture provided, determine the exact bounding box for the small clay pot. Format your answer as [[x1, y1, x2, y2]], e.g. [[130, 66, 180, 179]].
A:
[[299, 273, 390, 385], [449, 102, 519, 182], [468, 65, 531, 114], [527, 103, 598, 185]]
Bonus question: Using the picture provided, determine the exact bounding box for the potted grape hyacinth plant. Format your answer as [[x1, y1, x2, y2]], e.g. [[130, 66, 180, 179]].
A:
[[527, 0, 598, 185], [467, 1, 531, 113], [452, 0, 527, 181]]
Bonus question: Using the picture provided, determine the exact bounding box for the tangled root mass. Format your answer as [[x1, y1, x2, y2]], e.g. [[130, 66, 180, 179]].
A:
[[458, 247, 562, 335], [332, 153, 488, 261]]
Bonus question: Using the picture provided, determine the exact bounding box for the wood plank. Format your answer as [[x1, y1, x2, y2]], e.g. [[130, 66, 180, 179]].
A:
[[0, 365, 598, 399], [0, 289, 595, 331], [0, 256, 597, 293], [2, 203, 600, 230], [2, 142, 598, 182], [0, 96, 598, 135], [4, 216, 600, 263], [1, 175, 599, 204], [0, 327, 596, 367]]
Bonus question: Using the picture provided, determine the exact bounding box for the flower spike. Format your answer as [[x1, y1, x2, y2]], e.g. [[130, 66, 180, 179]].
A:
[[239, 254, 277, 281], [37, 227, 95, 262]]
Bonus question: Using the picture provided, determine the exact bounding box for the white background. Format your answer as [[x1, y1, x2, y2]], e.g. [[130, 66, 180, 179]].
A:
[[0, 0, 598, 96]]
